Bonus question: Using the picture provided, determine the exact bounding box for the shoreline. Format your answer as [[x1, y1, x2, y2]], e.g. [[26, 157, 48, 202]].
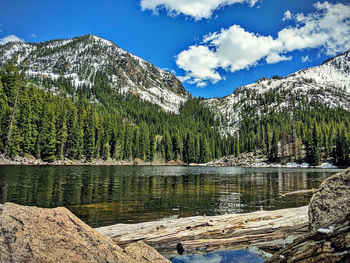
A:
[[0, 154, 345, 169]]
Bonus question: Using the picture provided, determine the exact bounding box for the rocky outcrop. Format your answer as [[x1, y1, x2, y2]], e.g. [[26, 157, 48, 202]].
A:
[[266, 219, 350, 263], [206, 151, 267, 167], [267, 168, 350, 262], [309, 168, 350, 231], [0, 202, 170, 263]]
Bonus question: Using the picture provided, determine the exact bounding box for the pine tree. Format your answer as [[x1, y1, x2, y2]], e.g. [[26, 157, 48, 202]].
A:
[[308, 122, 321, 166], [200, 136, 211, 163], [184, 132, 195, 164], [269, 130, 279, 162], [38, 100, 57, 162], [1, 62, 20, 154], [83, 106, 96, 162], [163, 131, 172, 162], [139, 122, 150, 161], [172, 132, 182, 161], [18, 87, 34, 154], [0, 80, 9, 151]]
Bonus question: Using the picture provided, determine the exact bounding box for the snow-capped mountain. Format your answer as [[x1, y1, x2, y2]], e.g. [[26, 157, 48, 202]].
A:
[[206, 50, 350, 135], [1, 34, 350, 133], [0, 34, 189, 112]]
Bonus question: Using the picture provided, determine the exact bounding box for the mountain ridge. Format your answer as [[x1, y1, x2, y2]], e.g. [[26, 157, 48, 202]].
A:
[[0, 35, 350, 165], [206, 49, 350, 135], [0, 34, 189, 113]]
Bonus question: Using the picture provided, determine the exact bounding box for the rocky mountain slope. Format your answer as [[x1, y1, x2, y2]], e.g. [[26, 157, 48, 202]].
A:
[[0, 34, 188, 112], [206, 50, 350, 135], [1, 34, 349, 135]]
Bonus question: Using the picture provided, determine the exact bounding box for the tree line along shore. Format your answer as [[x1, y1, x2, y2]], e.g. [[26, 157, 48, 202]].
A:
[[0, 63, 349, 166]]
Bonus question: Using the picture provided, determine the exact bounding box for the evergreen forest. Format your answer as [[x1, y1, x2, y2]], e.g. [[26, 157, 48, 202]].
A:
[[0, 63, 349, 166], [0, 63, 232, 163]]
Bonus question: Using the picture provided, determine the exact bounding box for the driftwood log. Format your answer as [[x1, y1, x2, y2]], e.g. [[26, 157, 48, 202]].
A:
[[97, 206, 308, 257]]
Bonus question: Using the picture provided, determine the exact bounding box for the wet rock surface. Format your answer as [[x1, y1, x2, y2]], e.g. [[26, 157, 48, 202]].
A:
[[0, 202, 170, 263]]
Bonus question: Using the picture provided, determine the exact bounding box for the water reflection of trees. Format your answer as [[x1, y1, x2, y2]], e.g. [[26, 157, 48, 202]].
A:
[[0, 166, 334, 227]]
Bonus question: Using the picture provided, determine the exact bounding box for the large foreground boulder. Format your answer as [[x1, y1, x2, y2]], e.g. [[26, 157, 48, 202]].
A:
[[0, 202, 170, 263], [309, 167, 350, 231]]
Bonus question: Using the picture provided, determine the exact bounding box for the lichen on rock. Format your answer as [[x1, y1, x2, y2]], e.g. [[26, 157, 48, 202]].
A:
[[309, 168, 350, 231]]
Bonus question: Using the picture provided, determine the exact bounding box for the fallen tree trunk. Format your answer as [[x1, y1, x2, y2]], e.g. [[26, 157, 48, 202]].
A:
[[281, 189, 318, 197], [96, 206, 308, 257]]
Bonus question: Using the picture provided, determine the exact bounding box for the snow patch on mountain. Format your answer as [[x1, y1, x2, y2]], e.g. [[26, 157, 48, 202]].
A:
[[0, 34, 189, 113], [206, 50, 350, 136]]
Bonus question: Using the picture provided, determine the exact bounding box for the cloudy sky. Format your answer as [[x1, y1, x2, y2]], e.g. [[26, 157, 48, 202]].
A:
[[1, 0, 350, 98]]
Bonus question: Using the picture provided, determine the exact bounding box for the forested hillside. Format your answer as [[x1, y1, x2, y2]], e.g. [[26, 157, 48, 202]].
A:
[[1, 40, 350, 166], [207, 50, 350, 166], [0, 63, 233, 163], [237, 95, 350, 166], [0, 34, 188, 113]]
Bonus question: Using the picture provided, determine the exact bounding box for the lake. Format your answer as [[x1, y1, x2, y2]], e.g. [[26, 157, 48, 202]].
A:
[[0, 165, 341, 228]]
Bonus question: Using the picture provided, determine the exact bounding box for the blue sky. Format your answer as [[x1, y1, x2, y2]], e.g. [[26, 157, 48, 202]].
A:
[[1, 0, 350, 98]]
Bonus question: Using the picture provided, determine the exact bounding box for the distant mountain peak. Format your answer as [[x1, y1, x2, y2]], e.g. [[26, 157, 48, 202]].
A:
[[0, 34, 189, 113], [207, 49, 350, 135]]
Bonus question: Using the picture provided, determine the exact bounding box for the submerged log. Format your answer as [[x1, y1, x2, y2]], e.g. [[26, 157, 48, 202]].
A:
[[96, 206, 308, 257], [281, 188, 318, 197]]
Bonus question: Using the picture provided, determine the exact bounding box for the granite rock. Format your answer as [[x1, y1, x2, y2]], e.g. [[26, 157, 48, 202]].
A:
[[0, 202, 170, 263], [309, 168, 350, 231]]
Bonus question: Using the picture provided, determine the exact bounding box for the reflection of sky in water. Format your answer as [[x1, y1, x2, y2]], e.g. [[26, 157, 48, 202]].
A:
[[172, 250, 264, 263]]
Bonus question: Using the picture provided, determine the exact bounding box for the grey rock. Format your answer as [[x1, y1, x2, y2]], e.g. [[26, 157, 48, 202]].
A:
[[309, 168, 350, 231]]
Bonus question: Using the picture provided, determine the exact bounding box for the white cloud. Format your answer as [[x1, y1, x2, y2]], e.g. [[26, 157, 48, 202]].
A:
[[266, 53, 292, 64], [30, 33, 37, 38], [0, 35, 23, 45], [279, 1, 350, 56], [176, 1, 350, 86], [140, 0, 259, 20], [177, 75, 190, 82], [282, 10, 292, 21], [176, 45, 221, 86], [301, 55, 310, 63], [204, 25, 282, 71]]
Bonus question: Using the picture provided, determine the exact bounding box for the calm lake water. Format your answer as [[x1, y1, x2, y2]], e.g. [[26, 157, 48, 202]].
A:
[[0, 165, 341, 227]]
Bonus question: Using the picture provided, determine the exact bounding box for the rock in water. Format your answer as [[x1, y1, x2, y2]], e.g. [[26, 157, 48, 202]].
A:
[[176, 242, 184, 255], [0, 202, 170, 263], [309, 168, 350, 231]]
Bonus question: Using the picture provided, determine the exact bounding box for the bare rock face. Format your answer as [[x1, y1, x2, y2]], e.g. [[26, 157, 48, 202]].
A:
[[309, 168, 350, 231], [0, 202, 170, 263]]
